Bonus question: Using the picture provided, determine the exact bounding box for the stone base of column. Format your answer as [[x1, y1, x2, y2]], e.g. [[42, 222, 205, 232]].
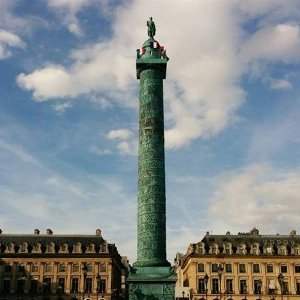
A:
[[127, 266, 176, 300]]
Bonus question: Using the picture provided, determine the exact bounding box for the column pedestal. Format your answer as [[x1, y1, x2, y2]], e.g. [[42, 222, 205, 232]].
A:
[[128, 266, 176, 300]]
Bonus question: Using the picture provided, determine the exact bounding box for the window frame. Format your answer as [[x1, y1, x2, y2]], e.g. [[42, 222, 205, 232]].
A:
[[198, 263, 205, 273], [225, 264, 232, 273], [239, 263, 246, 273], [253, 264, 260, 273]]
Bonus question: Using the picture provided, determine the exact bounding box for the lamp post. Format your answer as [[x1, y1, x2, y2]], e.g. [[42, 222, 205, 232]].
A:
[[217, 264, 224, 300], [82, 263, 88, 300], [204, 273, 209, 300], [278, 273, 284, 300]]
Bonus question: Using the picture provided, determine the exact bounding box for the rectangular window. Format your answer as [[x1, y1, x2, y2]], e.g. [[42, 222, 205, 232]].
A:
[[239, 264, 246, 273], [240, 279, 247, 294], [17, 265, 25, 273], [98, 279, 106, 293], [30, 280, 38, 294], [198, 278, 206, 293], [99, 244, 107, 253], [212, 264, 218, 273], [198, 263, 204, 273], [31, 264, 39, 272], [99, 262, 106, 272], [71, 278, 79, 293], [226, 279, 233, 294], [253, 264, 260, 273], [17, 279, 25, 294], [58, 278, 65, 293], [4, 265, 11, 273], [281, 265, 288, 273], [85, 278, 92, 293], [295, 265, 300, 273], [86, 263, 93, 272], [267, 264, 273, 273], [211, 278, 219, 294], [3, 279, 10, 294], [45, 264, 52, 273], [296, 282, 300, 295], [254, 279, 262, 294], [59, 264, 66, 272], [43, 278, 51, 293], [225, 264, 232, 273], [72, 264, 79, 272]]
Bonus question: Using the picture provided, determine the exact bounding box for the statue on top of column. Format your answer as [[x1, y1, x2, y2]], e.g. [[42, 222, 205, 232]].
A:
[[147, 17, 156, 39]]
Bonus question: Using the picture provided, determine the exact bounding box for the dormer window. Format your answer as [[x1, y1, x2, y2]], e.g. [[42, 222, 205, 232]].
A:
[[59, 243, 69, 254], [210, 243, 219, 255], [46, 242, 55, 254], [264, 244, 273, 255], [86, 243, 95, 253], [73, 242, 82, 254], [278, 246, 287, 255], [18, 242, 28, 253], [32, 243, 42, 254], [99, 243, 108, 253], [196, 242, 205, 255], [5, 243, 15, 253], [238, 244, 246, 255], [251, 243, 260, 255], [223, 243, 232, 255]]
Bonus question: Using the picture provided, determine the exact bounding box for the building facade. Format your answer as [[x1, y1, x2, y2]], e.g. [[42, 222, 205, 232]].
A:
[[176, 228, 300, 300], [0, 229, 127, 300]]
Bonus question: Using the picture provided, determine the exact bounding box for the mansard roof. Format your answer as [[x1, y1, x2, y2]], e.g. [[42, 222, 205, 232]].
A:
[[0, 229, 121, 258], [0, 234, 105, 247], [180, 228, 300, 267], [201, 228, 300, 246]]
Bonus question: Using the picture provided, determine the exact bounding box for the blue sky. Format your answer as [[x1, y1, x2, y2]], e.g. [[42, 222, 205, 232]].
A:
[[1, 0, 300, 262]]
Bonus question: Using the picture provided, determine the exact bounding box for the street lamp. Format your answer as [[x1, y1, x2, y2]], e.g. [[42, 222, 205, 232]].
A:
[[204, 273, 209, 300], [217, 264, 224, 300], [278, 273, 284, 300]]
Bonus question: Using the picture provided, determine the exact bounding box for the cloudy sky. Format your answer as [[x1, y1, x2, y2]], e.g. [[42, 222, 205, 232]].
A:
[[1, 0, 300, 262]]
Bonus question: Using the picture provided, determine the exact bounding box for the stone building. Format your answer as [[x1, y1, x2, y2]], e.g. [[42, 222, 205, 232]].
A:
[[0, 229, 127, 300], [176, 228, 300, 300]]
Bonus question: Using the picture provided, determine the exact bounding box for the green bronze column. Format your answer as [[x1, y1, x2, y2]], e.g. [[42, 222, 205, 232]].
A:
[[128, 18, 176, 300], [136, 18, 168, 268]]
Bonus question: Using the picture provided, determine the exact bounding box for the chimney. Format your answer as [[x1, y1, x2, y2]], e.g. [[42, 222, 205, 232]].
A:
[[34, 229, 40, 235], [46, 228, 53, 235]]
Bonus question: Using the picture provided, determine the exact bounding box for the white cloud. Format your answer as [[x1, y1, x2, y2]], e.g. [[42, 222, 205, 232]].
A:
[[241, 24, 300, 64], [17, 0, 300, 149], [106, 129, 133, 140], [52, 102, 72, 113], [106, 129, 137, 155], [269, 78, 293, 90], [209, 164, 300, 233], [0, 29, 25, 59], [0, 139, 39, 166], [46, 0, 109, 36]]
